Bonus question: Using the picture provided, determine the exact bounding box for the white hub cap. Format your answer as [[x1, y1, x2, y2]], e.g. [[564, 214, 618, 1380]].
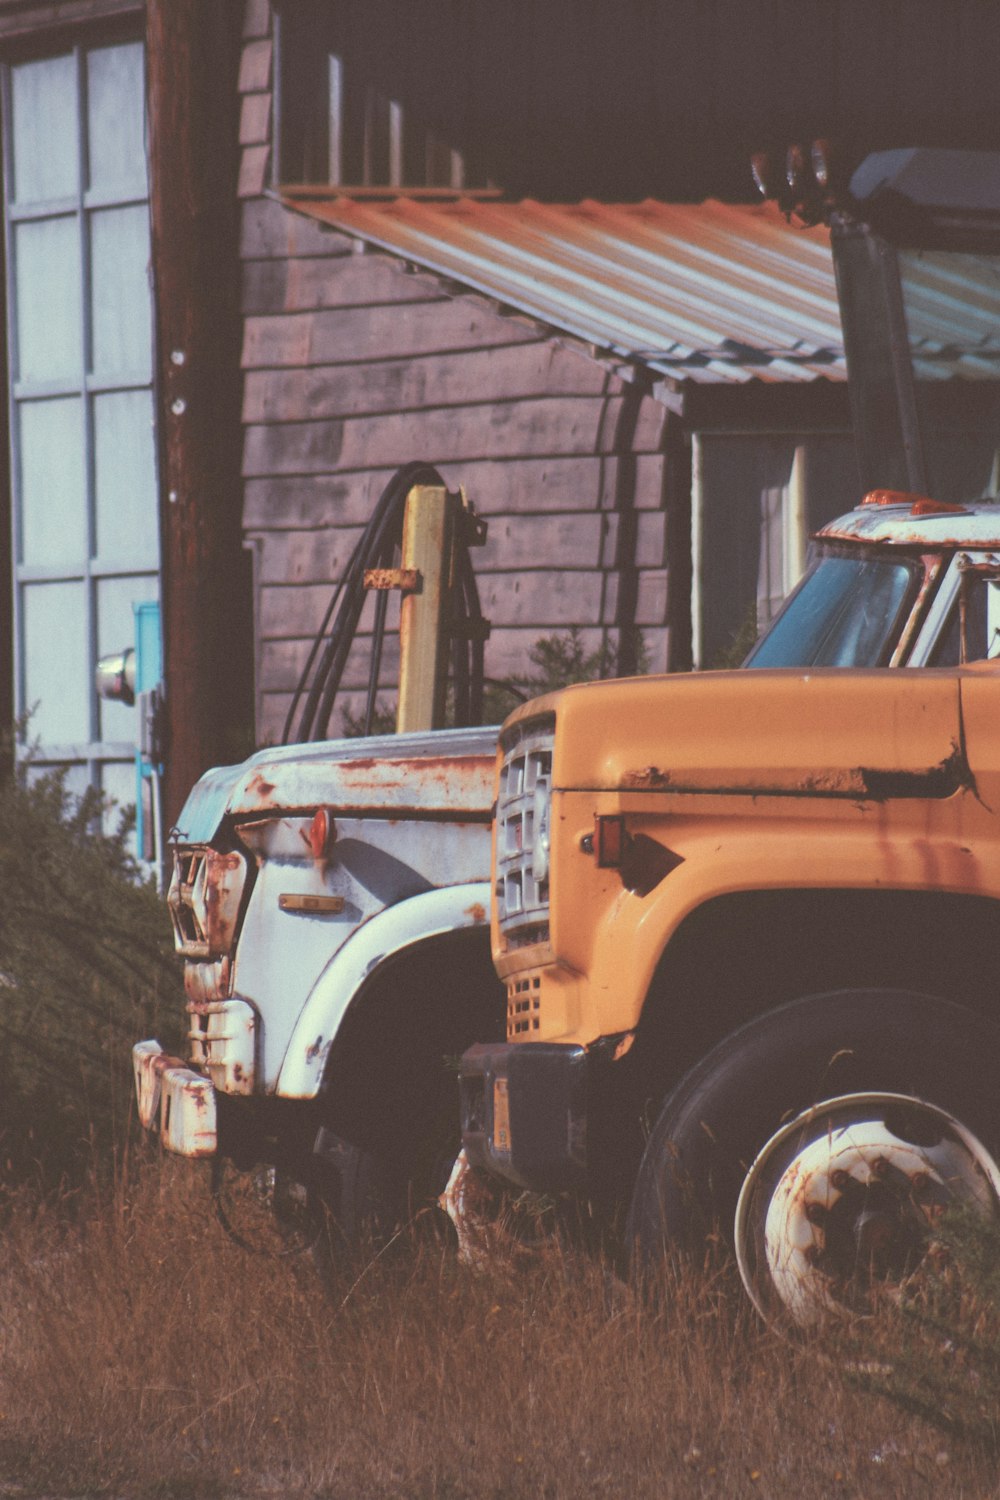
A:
[[734, 1092, 1000, 1326]]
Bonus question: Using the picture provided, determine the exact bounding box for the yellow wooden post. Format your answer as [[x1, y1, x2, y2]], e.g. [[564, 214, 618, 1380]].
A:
[[396, 485, 457, 732]]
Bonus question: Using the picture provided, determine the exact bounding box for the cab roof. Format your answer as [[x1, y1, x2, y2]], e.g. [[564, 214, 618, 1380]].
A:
[[817, 497, 1000, 549]]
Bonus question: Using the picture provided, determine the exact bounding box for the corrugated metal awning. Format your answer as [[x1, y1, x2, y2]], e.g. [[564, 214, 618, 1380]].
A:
[[278, 192, 845, 387]]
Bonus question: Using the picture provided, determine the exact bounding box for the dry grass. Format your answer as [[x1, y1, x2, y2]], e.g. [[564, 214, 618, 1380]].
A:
[[0, 1155, 997, 1499]]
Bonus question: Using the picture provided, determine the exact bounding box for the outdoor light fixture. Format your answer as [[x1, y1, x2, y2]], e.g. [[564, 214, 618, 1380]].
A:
[[95, 646, 136, 706]]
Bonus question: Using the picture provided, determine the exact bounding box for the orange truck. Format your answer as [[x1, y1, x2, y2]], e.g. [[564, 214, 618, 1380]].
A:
[[459, 149, 1000, 1325]]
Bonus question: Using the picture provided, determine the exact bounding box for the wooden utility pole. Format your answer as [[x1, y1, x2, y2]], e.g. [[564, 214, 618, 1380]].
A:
[[146, 0, 251, 827]]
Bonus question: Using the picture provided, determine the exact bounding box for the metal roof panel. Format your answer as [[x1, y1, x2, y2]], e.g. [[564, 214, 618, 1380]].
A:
[[279, 192, 845, 385]]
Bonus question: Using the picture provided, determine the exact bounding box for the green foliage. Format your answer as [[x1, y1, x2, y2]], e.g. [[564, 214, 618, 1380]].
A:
[[484, 626, 650, 722], [0, 763, 183, 1189], [341, 627, 650, 734], [340, 700, 398, 738], [709, 602, 760, 669]]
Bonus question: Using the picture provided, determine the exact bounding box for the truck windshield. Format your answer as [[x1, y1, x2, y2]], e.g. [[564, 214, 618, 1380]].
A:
[[744, 553, 920, 668]]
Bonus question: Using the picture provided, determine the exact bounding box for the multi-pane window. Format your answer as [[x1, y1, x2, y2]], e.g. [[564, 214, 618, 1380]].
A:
[[3, 40, 159, 830], [275, 3, 488, 191], [324, 53, 468, 190]]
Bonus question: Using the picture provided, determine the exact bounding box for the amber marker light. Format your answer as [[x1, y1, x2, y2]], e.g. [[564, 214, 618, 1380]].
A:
[[595, 814, 628, 869], [307, 807, 337, 859]]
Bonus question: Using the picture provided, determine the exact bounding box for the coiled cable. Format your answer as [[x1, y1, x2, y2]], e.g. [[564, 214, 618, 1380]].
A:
[[282, 462, 487, 744]]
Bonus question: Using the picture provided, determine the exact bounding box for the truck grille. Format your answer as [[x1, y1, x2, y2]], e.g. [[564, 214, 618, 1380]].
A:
[[495, 716, 554, 944], [507, 975, 542, 1037], [168, 846, 248, 960]]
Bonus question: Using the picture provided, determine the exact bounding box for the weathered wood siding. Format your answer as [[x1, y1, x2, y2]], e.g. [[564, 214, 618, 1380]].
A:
[[237, 1, 672, 745], [0, 0, 142, 40]]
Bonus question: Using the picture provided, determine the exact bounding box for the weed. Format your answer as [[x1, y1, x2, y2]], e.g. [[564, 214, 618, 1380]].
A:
[[0, 1158, 996, 1497]]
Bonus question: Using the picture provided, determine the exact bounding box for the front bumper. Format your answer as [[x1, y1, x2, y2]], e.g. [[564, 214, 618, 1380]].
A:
[[459, 1041, 588, 1192], [133, 1040, 218, 1157]]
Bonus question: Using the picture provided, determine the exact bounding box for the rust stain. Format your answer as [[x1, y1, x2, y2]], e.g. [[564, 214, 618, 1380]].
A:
[[623, 766, 672, 789], [199, 850, 248, 954], [465, 902, 487, 923], [363, 566, 420, 593], [334, 753, 489, 781], [614, 746, 970, 804], [857, 743, 970, 801], [247, 772, 276, 798]]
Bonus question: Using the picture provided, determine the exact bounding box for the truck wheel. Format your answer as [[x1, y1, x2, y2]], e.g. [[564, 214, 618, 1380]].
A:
[[309, 1129, 400, 1251], [308, 1106, 458, 1280], [626, 990, 1000, 1327]]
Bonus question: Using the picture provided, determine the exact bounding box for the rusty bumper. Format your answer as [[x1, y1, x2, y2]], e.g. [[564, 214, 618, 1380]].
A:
[[459, 1041, 588, 1192], [132, 1040, 218, 1157]]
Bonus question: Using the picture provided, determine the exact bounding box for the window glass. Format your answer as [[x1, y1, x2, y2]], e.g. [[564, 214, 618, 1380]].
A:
[[746, 554, 920, 669], [931, 575, 1000, 665], [94, 389, 158, 564], [277, 7, 484, 189], [100, 760, 138, 838], [14, 217, 83, 381], [25, 760, 90, 799], [87, 42, 146, 194], [10, 54, 78, 203], [19, 399, 87, 565], [697, 434, 857, 668], [90, 204, 152, 377], [22, 582, 90, 743], [899, 250, 1000, 386]]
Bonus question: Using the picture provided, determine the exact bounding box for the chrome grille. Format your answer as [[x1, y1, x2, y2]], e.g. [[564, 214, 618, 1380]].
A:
[[169, 848, 209, 956], [496, 716, 554, 942], [168, 845, 249, 960]]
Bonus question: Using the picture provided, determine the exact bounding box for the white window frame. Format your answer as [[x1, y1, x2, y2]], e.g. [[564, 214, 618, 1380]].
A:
[[2, 38, 159, 805]]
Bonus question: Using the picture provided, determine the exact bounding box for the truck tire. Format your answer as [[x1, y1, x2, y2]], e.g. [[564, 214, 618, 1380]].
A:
[[308, 1099, 458, 1282], [626, 990, 1000, 1327]]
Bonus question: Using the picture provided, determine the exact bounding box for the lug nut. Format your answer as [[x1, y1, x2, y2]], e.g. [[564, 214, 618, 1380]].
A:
[[830, 1169, 851, 1191], [911, 1171, 931, 1198], [872, 1156, 890, 1178], [805, 1202, 827, 1225]]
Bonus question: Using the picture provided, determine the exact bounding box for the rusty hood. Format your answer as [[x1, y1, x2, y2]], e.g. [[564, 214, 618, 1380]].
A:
[[172, 725, 500, 845], [520, 669, 968, 800]]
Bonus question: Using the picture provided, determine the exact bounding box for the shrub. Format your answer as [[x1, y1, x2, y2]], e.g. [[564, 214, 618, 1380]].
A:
[[0, 764, 183, 1190]]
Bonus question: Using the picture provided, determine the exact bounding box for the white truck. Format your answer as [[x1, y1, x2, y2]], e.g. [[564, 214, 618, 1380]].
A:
[[134, 724, 503, 1240]]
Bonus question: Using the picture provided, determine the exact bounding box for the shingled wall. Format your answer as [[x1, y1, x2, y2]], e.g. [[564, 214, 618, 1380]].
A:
[[236, 0, 674, 745]]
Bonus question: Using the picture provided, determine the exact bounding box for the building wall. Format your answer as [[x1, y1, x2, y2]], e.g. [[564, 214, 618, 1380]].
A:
[[236, 0, 673, 745], [270, 0, 1000, 203]]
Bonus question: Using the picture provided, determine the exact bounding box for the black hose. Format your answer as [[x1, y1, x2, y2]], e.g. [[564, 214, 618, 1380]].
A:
[[282, 462, 488, 744]]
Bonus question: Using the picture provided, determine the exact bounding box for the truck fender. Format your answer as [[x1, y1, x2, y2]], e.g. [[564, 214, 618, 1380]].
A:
[[275, 881, 491, 1099]]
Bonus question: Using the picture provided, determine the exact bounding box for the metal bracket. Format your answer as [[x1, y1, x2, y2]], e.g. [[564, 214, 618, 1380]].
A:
[[957, 552, 1000, 579], [363, 567, 421, 593], [456, 487, 488, 547]]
